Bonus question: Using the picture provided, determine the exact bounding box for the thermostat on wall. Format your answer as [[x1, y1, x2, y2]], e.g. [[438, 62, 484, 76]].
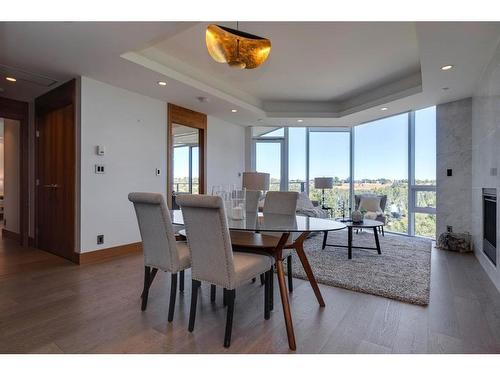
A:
[[96, 145, 105, 156]]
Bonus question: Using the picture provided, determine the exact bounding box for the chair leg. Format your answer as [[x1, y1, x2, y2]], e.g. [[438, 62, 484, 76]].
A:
[[168, 273, 177, 322], [269, 266, 274, 311], [381, 226, 385, 236], [141, 266, 151, 311], [260, 274, 265, 285], [287, 255, 293, 292], [210, 284, 216, 302], [141, 267, 158, 299], [179, 270, 184, 292], [224, 289, 236, 348], [264, 270, 271, 320], [188, 279, 201, 332]]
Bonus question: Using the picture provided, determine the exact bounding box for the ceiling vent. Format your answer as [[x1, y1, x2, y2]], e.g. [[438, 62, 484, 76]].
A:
[[0, 64, 58, 87]]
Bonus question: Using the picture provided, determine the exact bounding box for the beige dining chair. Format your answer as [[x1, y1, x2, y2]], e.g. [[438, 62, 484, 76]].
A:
[[128, 192, 191, 322], [262, 191, 299, 292], [176, 194, 274, 348], [245, 190, 262, 213]]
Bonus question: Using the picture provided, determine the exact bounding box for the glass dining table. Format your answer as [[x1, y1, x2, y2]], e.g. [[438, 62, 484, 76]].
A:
[[171, 209, 346, 351]]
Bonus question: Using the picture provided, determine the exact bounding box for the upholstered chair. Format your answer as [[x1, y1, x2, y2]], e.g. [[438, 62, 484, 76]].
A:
[[355, 194, 387, 236], [128, 192, 191, 322], [262, 191, 299, 291], [245, 190, 262, 213], [176, 194, 274, 348]]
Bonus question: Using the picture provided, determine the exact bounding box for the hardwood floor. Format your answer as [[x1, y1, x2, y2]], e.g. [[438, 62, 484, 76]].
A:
[[0, 234, 499, 354]]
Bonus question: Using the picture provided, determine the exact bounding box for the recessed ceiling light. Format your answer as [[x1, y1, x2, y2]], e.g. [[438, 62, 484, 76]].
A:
[[442, 87, 450, 91], [441, 65, 454, 71], [297, 119, 303, 123], [381, 107, 388, 111], [231, 109, 238, 113], [157, 81, 167, 86], [5, 77, 16, 82]]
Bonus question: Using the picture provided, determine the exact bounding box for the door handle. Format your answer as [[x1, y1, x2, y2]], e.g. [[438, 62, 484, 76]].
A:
[[42, 184, 59, 188]]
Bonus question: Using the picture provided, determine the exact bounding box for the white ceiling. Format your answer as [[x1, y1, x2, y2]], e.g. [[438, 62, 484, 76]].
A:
[[145, 22, 420, 102], [1, 22, 500, 128]]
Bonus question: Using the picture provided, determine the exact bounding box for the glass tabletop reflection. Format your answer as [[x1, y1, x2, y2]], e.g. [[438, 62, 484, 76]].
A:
[[171, 210, 346, 233]]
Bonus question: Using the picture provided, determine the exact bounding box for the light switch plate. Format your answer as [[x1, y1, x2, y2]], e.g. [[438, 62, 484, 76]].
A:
[[491, 167, 497, 176]]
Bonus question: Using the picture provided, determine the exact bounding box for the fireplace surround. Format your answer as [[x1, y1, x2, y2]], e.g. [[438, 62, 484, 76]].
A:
[[483, 188, 497, 266]]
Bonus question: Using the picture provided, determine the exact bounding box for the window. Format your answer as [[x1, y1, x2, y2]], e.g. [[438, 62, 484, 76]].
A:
[[255, 141, 282, 191], [250, 106, 437, 238], [288, 127, 307, 192], [411, 107, 437, 237], [191, 146, 199, 194], [173, 146, 190, 193], [415, 190, 436, 209], [415, 213, 436, 238], [415, 107, 436, 185], [354, 114, 409, 234], [309, 129, 351, 209], [173, 145, 199, 193]]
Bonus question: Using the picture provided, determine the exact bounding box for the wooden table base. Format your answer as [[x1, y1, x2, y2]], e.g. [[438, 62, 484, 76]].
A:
[[274, 233, 296, 350], [230, 230, 327, 351]]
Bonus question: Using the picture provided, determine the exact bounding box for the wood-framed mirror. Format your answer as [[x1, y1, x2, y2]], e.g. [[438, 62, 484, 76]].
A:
[[167, 103, 207, 209]]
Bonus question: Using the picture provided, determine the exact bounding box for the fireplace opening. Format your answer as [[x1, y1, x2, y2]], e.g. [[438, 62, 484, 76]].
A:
[[483, 188, 497, 266]]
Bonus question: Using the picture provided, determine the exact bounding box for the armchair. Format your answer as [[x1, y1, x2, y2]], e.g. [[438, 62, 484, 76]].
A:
[[355, 194, 387, 235]]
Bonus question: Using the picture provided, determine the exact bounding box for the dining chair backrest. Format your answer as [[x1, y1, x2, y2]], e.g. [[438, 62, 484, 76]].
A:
[[128, 192, 181, 272], [263, 191, 298, 215], [176, 194, 236, 289], [262, 191, 299, 242], [245, 190, 262, 213]]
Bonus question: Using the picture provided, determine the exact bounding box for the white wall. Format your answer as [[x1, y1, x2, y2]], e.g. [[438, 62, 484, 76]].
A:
[[79, 77, 246, 253], [206, 115, 245, 191], [80, 77, 166, 253], [4, 118, 20, 234], [471, 40, 500, 291]]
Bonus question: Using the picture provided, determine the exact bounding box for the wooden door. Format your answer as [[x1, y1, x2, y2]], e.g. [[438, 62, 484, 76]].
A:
[[35, 84, 75, 261]]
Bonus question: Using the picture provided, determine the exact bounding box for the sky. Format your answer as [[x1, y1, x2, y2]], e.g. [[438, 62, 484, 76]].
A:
[[256, 106, 437, 181], [174, 146, 199, 180]]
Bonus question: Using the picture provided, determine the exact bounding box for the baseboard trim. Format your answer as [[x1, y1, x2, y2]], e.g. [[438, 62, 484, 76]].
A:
[[2, 228, 20, 241], [78, 242, 143, 265]]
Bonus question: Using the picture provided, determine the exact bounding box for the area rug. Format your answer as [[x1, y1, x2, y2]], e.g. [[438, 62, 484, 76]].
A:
[[289, 230, 432, 305]]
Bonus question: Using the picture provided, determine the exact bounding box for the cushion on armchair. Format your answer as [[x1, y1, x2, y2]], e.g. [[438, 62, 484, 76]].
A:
[[358, 195, 383, 215]]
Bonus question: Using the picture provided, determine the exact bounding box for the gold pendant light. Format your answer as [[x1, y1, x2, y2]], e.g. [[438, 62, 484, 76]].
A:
[[205, 23, 271, 69]]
